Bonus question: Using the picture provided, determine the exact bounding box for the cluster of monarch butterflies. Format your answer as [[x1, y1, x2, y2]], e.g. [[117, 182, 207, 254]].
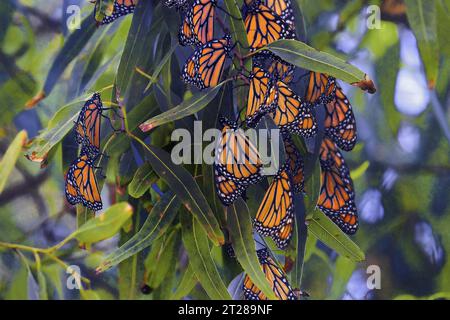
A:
[[165, 0, 360, 301], [64, 93, 121, 212]]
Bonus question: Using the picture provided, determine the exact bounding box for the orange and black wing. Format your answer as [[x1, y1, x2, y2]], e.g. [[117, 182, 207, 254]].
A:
[[214, 169, 247, 206], [254, 51, 295, 84], [75, 93, 103, 157], [190, 0, 216, 44], [269, 80, 317, 138], [99, 0, 136, 25], [317, 137, 358, 234], [243, 248, 297, 300], [245, 66, 272, 127], [304, 71, 336, 106], [283, 134, 304, 193], [182, 35, 232, 89], [254, 163, 294, 238], [66, 152, 103, 211], [263, 0, 295, 31], [214, 116, 263, 186], [178, 10, 197, 46], [324, 83, 357, 151], [244, 2, 295, 51]]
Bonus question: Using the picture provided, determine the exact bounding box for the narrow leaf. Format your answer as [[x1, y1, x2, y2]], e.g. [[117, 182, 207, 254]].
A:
[[143, 145, 224, 245], [266, 39, 376, 93], [180, 212, 231, 300], [0, 130, 28, 193], [227, 199, 278, 300], [139, 83, 225, 132], [128, 162, 158, 198], [307, 210, 365, 262], [26, 16, 98, 107], [405, 0, 439, 88], [74, 202, 133, 244]]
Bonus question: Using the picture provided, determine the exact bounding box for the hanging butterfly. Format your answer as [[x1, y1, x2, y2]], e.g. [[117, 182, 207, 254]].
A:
[[182, 34, 234, 89], [96, 0, 137, 25], [178, 0, 217, 46], [304, 71, 336, 106], [253, 51, 295, 84], [324, 83, 357, 152], [254, 162, 294, 249], [65, 148, 103, 211], [243, 248, 297, 300], [75, 93, 121, 158], [283, 133, 304, 193], [267, 80, 317, 138], [245, 66, 273, 127], [214, 117, 263, 205], [243, 0, 295, 51], [317, 137, 358, 234]]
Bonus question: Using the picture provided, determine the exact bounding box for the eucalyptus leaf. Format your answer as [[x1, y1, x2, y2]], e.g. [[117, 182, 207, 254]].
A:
[[0, 130, 27, 193]]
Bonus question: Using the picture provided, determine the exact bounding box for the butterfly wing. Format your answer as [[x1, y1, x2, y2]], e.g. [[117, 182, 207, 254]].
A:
[[283, 135, 304, 193], [254, 163, 294, 237], [100, 0, 136, 25], [244, 3, 295, 51], [304, 71, 336, 106], [317, 137, 358, 234], [243, 249, 297, 300], [246, 66, 272, 127], [75, 93, 103, 157], [191, 0, 216, 44], [269, 81, 317, 137], [324, 84, 357, 151], [70, 154, 103, 211], [215, 117, 263, 186]]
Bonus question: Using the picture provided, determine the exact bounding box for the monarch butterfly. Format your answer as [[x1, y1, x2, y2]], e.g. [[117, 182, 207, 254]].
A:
[[317, 137, 358, 234], [245, 66, 272, 127], [243, 0, 295, 51], [267, 80, 317, 138], [304, 71, 336, 106], [75, 93, 120, 157], [243, 248, 297, 300], [254, 162, 294, 248], [263, 0, 295, 31], [65, 148, 103, 211], [97, 0, 137, 25], [253, 51, 295, 84], [324, 83, 357, 152], [178, 0, 217, 46], [182, 34, 233, 89], [214, 117, 263, 205], [283, 134, 304, 194], [75, 93, 103, 157]]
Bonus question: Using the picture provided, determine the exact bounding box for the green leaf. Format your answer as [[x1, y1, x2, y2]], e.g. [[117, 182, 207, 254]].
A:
[[170, 264, 197, 300], [97, 192, 180, 272], [303, 157, 321, 213], [180, 212, 231, 300], [329, 256, 357, 299], [128, 162, 158, 198], [74, 202, 133, 245], [350, 161, 370, 181], [0, 130, 27, 193], [25, 95, 88, 162], [139, 82, 226, 132], [405, 0, 439, 88], [227, 199, 278, 300], [146, 227, 181, 289], [266, 39, 376, 92], [26, 16, 98, 107], [143, 145, 224, 245], [306, 210, 365, 262]]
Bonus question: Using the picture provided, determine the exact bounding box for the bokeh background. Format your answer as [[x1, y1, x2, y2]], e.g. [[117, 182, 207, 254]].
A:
[[0, 0, 449, 300]]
